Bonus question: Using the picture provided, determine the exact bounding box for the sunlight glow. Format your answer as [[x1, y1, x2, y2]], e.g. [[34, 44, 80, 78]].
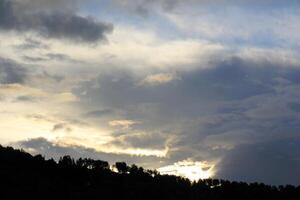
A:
[[94, 146, 169, 158], [158, 160, 215, 181], [55, 138, 169, 158]]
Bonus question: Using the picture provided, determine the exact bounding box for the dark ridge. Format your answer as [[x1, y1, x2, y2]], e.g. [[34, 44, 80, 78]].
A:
[[0, 145, 299, 200]]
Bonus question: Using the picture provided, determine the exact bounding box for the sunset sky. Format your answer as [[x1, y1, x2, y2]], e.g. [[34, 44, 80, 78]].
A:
[[1, 0, 300, 185]]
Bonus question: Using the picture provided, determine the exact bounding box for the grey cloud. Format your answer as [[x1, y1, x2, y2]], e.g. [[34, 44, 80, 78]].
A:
[[46, 53, 71, 61], [0, 57, 28, 84], [112, 0, 299, 15], [288, 102, 300, 113], [65, 118, 89, 127], [22, 56, 48, 62], [40, 71, 65, 82], [16, 38, 50, 50], [52, 123, 72, 133], [45, 53, 83, 64], [0, 57, 66, 88], [110, 132, 169, 149], [84, 109, 115, 118], [216, 139, 300, 185], [73, 55, 300, 183], [0, 0, 16, 29], [15, 137, 165, 168], [26, 114, 55, 123], [14, 95, 37, 102], [26, 114, 88, 129], [22, 52, 79, 64], [13, 0, 78, 14], [74, 57, 277, 123], [0, 0, 113, 43], [35, 13, 113, 43]]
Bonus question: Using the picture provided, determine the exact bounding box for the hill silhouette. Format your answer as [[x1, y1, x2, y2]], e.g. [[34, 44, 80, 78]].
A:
[[0, 145, 299, 200]]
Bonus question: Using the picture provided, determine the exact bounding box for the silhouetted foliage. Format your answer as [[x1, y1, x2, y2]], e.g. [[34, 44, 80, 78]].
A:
[[115, 161, 129, 173], [0, 145, 299, 200]]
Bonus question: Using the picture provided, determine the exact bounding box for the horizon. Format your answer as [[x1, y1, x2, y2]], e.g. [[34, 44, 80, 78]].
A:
[[1, 0, 300, 185]]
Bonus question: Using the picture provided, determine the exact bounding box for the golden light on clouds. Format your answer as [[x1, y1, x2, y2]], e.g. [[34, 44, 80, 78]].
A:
[[42, 136, 169, 158], [109, 120, 140, 129], [158, 160, 215, 181], [97, 146, 169, 157], [140, 73, 179, 86], [0, 84, 45, 97]]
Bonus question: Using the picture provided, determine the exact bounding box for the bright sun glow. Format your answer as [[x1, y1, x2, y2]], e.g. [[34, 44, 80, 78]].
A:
[[158, 160, 215, 181]]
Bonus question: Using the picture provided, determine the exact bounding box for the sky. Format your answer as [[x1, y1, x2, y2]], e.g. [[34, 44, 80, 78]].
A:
[[1, 0, 300, 185]]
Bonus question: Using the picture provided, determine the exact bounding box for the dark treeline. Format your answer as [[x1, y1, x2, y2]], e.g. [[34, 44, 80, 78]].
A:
[[0, 145, 299, 200]]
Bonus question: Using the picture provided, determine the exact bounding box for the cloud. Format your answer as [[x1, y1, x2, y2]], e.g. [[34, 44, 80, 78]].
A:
[[140, 73, 179, 86], [0, 57, 28, 84], [15, 137, 165, 168], [53, 92, 79, 103], [22, 56, 48, 62], [109, 120, 140, 129], [112, 0, 300, 13], [158, 159, 214, 181], [1, 0, 300, 184], [143, 1, 300, 48], [46, 53, 71, 61], [52, 123, 72, 133], [26, 114, 56, 123], [110, 132, 170, 149], [14, 95, 37, 102], [72, 53, 300, 181], [0, 0, 113, 43], [13, 0, 78, 13], [84, 109, 115, 118], [15, 38, 50, 50], [216, 139, 300, 185], [21, 52, 79, 64], [0, 84, 44, 98]]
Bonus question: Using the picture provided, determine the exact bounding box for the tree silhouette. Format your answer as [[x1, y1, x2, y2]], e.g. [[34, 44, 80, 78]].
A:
[[59, 155, 75, 167], [0, 144, 300, 200], [115, 161, 129, 173]]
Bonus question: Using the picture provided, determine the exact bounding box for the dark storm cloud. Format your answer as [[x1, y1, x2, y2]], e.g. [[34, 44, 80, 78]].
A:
[[0, 58, 67, 87], [216, 139, 300, 185], [0, 57, 28, 84], [0, 0, 113, 43], [73, 55, 300, 184], [16, 137, 164, 168], [33, 13, 113, 43], [288, 102, 300, 113], [74, 57, 278, 121]]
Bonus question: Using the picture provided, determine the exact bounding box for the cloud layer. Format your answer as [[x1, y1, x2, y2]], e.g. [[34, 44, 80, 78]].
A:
[[0, 0, 300, 185], [0, 0, 113, 42]]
